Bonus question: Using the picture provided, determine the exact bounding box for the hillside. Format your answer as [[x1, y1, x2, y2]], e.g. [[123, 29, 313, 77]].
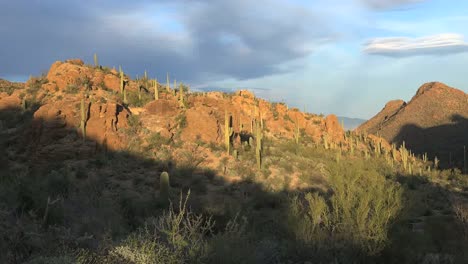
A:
[[357, 82, 468, 169], [337, 116, 367, 130], [0, 60, 467, 263]]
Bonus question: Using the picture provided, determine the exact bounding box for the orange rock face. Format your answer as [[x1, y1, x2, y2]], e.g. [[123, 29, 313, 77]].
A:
[[29, 100, 130, 162], [324, 114, 344, 142], [1, 59, 349, 164], [45, 60, 122, 92]]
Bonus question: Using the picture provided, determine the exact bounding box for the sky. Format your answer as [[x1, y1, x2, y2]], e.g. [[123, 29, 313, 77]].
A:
[[1, 0, 468, 119]]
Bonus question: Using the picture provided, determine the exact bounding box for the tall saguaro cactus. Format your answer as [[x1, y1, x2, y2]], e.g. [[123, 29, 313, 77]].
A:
[[123, 86, 128, 105], [400, 142, 408, 171], [323, 133, 329, 150], [154, 78, 159, 100], [224, 109, 234, 155], [80, 98, 88, 142], [94, 53, 98, 67], [119, 66, 124, 94], [178, 83, 185, 108], [255, 119, 263, 170], [294, 117, 300, 144], [166, 73, 170, 92], [138, 84, 142, 102]]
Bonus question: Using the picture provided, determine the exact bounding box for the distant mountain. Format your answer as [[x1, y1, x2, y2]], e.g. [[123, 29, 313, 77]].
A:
[[337, 116, 367, 131], [357, 82, 468, 169]]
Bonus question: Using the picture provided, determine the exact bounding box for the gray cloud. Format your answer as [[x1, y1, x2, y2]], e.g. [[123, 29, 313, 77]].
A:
[[361, 0, 426, 10], [363, 34, 468, 57], [0, 0, 330, 84]]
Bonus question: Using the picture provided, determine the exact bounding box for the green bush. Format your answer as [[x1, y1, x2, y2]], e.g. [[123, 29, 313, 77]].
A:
[[287, 161, 403, 260]]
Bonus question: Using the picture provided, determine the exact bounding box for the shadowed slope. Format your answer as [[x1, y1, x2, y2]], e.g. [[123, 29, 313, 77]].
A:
[[357, 82, 468, 169]]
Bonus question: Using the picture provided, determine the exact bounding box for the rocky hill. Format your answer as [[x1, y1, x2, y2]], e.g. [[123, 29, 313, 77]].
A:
[[357, 82, 468, 169], [1, 60, 467, 263], [0, 58, 352, 184]]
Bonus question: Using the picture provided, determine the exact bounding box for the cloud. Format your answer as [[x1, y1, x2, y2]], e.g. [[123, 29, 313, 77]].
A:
[[0, 0, 331, 83], [363, 34, 468, 57], [361, 0, 425, 10]]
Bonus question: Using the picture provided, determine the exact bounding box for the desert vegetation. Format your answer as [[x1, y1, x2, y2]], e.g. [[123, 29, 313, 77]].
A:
[[0, 59, 467, 263]]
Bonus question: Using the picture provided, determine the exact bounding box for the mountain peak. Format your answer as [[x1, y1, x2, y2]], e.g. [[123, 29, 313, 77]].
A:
[[358, 82, 468, 169], [414, 82, 464, 99]]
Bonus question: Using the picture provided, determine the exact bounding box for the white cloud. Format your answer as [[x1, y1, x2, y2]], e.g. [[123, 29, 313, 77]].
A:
[[363, 34, 468, 56], [361, 0, 426, 10]]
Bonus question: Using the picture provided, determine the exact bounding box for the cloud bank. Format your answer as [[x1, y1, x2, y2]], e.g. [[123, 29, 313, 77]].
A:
[[0, 0, 330, 83], [363, 34, 468, 56]]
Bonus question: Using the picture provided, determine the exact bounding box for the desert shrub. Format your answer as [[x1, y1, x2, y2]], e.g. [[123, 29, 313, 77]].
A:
[[23, 255, 76, 264], [451, 195, 468, 238], [64, 84, 79, 94], [28, 76, 48, 91], [127, 89, 153, 107], [205, 214, 256, 264], [175, 113, 187, 129], [126, 115, 141, 136], [287, 162, 403, 260], [283, 114, 293, 123], [147, 132, 170, 149], [232, 160, 255, 180], [178, 145, 207, 170], [111, 191, 214, 264], [46, 169, 71, 198], [118, 190, 154, 229], [207, 142, 224, 152], [0, 85, 17, 95]]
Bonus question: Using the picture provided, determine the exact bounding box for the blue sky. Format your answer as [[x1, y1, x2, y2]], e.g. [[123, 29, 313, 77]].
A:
[[1, 0, 467, 119]]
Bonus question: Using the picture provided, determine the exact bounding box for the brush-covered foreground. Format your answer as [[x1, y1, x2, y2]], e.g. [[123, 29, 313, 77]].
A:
[[1, 67, 467, 263], [2, 129, 467, 263]]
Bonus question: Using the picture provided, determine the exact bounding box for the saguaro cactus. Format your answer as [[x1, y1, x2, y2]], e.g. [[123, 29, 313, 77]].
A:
[[249, 136, 254, 147], [80, 98, 88, 141], [391, 144, 398, 161], [159, 171, 170, 205], [375, 139, 381, 156], [154, 78, 159, 100], [166, 73, 170, 92], [294, 118, 300, 144], [123, 87, 128, 105], [400, 141, 409, 171], [179, 83, 185, 108], [119, 67, 124, 94], [138, 84, 142, 102], [224, 109, 234, 155], [255, 119, 263, 170], [323, 134, 329, 150], [94, 53, 98, 67]]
